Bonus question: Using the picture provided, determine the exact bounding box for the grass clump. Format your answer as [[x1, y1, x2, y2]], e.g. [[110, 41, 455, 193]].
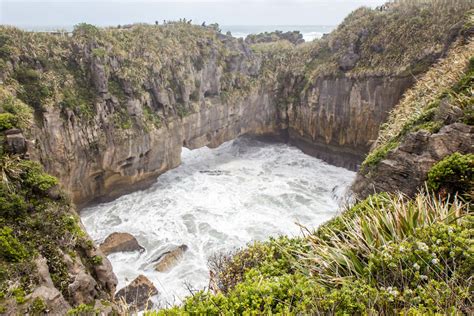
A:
[[0, 88, 33, 131], [14, 67, 52, 112], [0, 113, 16, 131], [30, 297, 47, 314], [66, 303, 99, 315]]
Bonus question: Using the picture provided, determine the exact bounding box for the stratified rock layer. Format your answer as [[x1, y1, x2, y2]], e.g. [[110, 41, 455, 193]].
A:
[[285, 76, 414, 169], [352, 123, 474, 198]]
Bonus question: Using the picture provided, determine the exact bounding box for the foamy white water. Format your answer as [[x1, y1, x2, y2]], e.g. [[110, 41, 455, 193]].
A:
[[81, 136, 355, 308]]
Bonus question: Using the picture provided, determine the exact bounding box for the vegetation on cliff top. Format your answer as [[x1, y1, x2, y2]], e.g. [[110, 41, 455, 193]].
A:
[[0, 21, 260, 134], [252, 0, 473, 112]]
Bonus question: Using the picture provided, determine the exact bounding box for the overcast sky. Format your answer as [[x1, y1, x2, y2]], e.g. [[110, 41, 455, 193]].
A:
[[1, 0, 387, 27]]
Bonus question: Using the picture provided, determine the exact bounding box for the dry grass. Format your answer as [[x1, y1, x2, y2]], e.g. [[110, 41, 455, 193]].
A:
[[373, 39, 474, 150]]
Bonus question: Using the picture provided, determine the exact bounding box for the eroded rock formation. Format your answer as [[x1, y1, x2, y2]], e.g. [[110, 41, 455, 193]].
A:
[[100, 232, 145, 255], [115, 275, 158, 312]]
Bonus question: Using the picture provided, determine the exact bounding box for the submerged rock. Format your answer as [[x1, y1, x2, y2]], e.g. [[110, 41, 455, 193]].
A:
[[115, 275, 158, 312], [100, 232, 145, 255], [154, 245, 188, 272]]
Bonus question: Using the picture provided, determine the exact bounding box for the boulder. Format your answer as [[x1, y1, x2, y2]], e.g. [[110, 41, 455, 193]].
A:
[[100, 232, 144, 255], [5, 129, 27, 155], [28, 286, 71, 315], [68, 271, 98, 305], [154, 245, 188, 272], [115, 275, 158, 312]]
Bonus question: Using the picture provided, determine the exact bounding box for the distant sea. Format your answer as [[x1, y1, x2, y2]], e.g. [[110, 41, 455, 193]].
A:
[[18, 24, 335, 42], [221, 25, 335, 42]]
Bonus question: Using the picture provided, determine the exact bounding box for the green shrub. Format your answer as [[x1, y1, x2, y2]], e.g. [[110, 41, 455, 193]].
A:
[[91, 48, 107, 59], [0, 187, 28, 218], [0, 113, 17, 131], [19, 160, 59, 192], [67, 303, 99, 315], [90, 255, 102, 265], [156, 193, 472, 314], [12, 287, 26, 304], [0, 227, 28, 262], [73, 23, 100, 38], [30, 297, 47, 314], [361, 139, 399, 171], [14, 67, 51, 111], [0, 95, 33, 129], [427, 152, 474, 196]]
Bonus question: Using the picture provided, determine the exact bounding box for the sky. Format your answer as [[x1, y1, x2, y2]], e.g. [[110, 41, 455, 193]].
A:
[[0, 0, 387, 27]]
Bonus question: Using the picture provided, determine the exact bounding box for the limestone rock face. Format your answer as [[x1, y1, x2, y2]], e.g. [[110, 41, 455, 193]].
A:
[[115, 275, 158, 312], [100, 232, 145, 255], [22, 253, 117, 315], [352, 123, 474, 199], [285, 76, 414, 169], [154, 245, 188, 272]]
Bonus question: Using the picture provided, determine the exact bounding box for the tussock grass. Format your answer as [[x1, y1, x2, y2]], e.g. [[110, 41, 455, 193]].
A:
[[373, 40, 474, 150], [306, 192, 470, 283]]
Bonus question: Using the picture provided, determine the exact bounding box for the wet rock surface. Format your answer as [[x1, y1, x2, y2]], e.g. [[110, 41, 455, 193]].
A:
[[154, 245, 188, 272], [100, 232, 145, 255]]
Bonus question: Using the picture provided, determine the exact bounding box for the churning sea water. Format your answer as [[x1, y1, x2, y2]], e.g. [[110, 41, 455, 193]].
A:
[[81, 136, 355, 307]]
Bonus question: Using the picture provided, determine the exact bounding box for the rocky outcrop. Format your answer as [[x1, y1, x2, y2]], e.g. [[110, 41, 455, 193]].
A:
[[352, 123, 474, 199], [27, 256, 72, 314], [100, 232, 144, 255], [154, 245, 188, 272], [245, 30, 305, 45], [115, 275, 158, 312], [4, 129, 27, 155]]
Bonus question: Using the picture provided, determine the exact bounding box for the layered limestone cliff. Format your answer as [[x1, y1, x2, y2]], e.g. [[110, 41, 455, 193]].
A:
[[284, 76, 414, 169], [0, 1, 472, 314], [1, 1, 470, 207]]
